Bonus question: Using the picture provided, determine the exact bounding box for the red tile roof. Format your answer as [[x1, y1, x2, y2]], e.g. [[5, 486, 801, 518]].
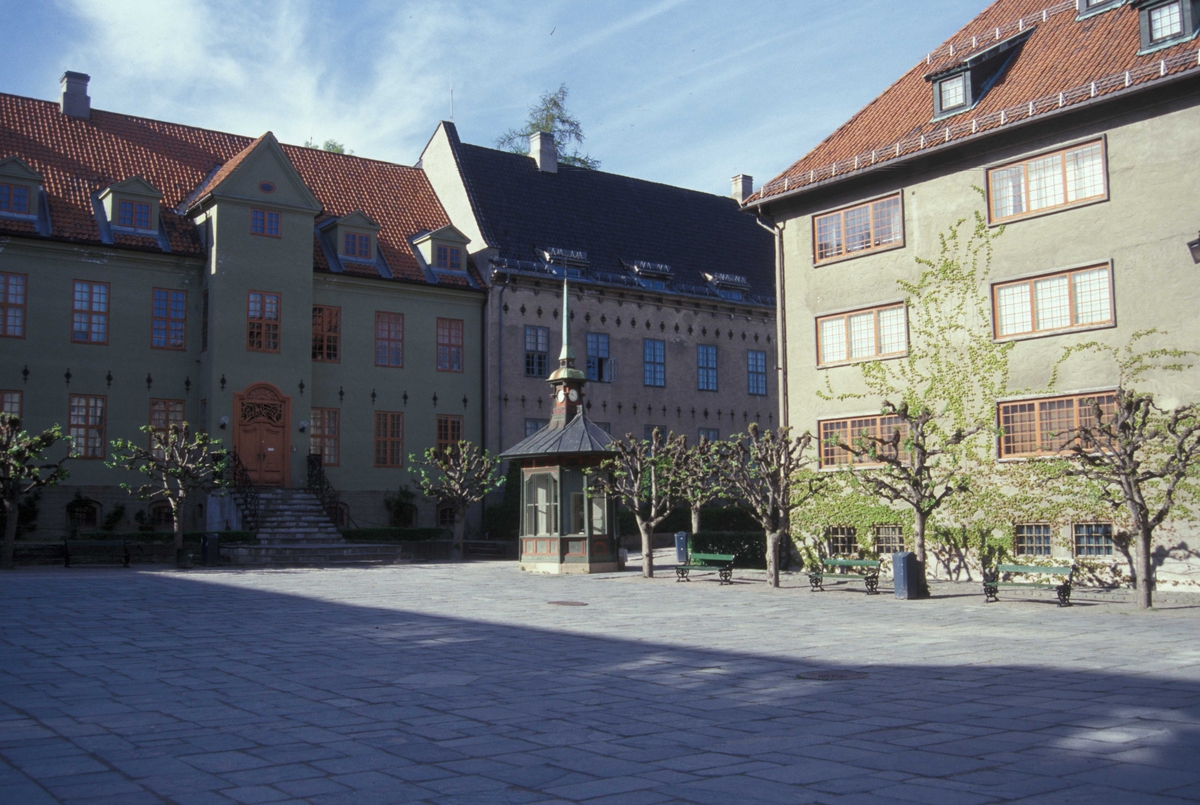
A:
[[749, 0, 1200, 205], [0, 93, 461, 287]]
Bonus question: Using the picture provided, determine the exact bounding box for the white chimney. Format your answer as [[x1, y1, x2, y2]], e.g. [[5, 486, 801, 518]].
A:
[[530, 131, 557, 173], [731, 174, 753, 203], [60, 71, 91, 119]]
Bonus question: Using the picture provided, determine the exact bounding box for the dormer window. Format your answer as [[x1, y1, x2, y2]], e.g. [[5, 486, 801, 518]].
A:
[[1077, 0, 1125, 17], [543, 247, 589, 278], [436, 244, 462, 270], [926, 29, 1030, 119], [118, 200, 151, 230], [624, 260, 673, 291], [1136, 0, 1197, 50], [0, 184, 31, 215], [938, 74, 966, 111], [344, 232, 372, 260], [705, 272, 750, 301]]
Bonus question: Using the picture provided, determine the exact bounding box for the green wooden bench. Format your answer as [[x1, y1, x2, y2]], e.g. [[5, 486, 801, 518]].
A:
[[809, 558, 882, 594], [983, 563, 1075, 607], [675, 552, 735, 585], [63, 539, 129, 568]]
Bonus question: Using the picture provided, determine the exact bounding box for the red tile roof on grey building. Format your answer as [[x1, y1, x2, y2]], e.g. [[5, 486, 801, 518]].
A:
[[748, 0, 1200, 207], [440, 122, 776, 307], [0, 93, 480, 290]]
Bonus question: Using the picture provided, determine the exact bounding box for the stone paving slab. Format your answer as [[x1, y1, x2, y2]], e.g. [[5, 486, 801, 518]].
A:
[[1, 559, 1199, 804]]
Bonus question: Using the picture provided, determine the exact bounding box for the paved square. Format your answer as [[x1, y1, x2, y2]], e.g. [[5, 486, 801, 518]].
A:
[[2, 559, 1199, 804]]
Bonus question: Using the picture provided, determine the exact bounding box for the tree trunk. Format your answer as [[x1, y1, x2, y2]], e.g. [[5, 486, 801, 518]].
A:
[[172, 499, 186, 568], [1136, 524, 1153, 610], [913, 509, 930, 597], [2, 496, 17, 571], [690, 505, 701, 536], [765, 529, 782, 588], [638, 521, 654, 578], [452, 515, 466, 562]]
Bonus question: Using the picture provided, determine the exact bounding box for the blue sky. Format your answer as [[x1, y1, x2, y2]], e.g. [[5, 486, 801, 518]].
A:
[[3, 0, 984, 196]]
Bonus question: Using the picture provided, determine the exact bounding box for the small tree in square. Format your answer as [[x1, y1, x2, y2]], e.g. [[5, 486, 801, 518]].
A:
[[721, 424, 826, 588], [410, 441, 505, 560], [1052, 331, 1200, 610], [108, 423, 229, 567], [675, 436, 725, 535], [1, 416, 71, 570], [593, 428, 687, 578]]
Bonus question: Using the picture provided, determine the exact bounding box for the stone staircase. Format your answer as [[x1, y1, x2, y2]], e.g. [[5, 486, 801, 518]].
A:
[[222, 488, 412, 567]]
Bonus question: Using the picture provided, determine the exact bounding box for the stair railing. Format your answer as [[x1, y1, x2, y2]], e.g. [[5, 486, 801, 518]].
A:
[[228, 450, 260, 532], [307, 453, 342, 529]]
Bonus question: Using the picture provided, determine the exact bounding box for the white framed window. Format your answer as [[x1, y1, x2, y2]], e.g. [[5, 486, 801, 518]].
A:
[[1150, 1, 1184, 40], [939, 74, 966, 110]]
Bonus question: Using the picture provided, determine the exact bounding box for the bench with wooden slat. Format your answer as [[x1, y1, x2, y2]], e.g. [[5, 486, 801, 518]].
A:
[[809, 558, 882, 594], [983, 563, 1075, 607], [63, 539, 129, 568], [675, 552, 735, 585]]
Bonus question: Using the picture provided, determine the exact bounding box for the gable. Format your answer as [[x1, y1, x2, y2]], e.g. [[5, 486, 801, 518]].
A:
[[200, 132, 321, 214], [0, 156, 43, 184]]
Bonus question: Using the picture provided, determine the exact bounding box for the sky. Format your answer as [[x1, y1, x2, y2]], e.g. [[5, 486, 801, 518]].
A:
[[2, 0, 986, 197]]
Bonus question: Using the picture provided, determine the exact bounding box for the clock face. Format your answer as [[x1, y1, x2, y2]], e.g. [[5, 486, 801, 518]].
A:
[[556, 388, 566, 403], [568, 388, 579, 402]]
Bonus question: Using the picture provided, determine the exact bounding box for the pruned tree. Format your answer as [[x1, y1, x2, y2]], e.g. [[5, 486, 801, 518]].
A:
[[721, 424, 826, 588], [108, 424, 229, 566], [1, 416, 71, 570], [834, 401, 980, 596], [676, 436, 725, 534], [817, 204, 1011, 595], [495, 83, 600, 169], [1052, 331, 1200, 609], [409, 441, 505, 560], [593, 428, 687, 578]]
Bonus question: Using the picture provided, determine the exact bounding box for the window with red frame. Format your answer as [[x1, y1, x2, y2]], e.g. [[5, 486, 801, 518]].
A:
[[436, 318, 464, 372], [72, 281, 109, 344], [311, 305, 340, 362], [68, 395, 106, 459], [118, 200, 151, 229], [251, 209, 281, 237], [247, 291, 281, 352], [435, 245, 462, 270], [0, 272, 26, 338], [373, 411, 404, 467], [818, 414, 908, 467], [436, 414, 463, 454], [149, 399, 185, 455], [344, 232, 371, 259], [152, 288, 187, 349], [998, 392, 1117, 458], [375, 312, 404, 367], [1, 390, 21, 418], [310, 408, 340, 467], [0, 184, 30, 214]]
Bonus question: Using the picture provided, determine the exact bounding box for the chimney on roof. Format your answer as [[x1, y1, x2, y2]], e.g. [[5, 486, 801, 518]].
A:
[[530, 131, 557, 174], [731, 174, 753, 203], [60, 71, 91, 119]]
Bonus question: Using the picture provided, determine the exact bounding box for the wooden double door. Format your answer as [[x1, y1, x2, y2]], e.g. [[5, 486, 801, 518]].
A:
[[234, 383, 290, 487]]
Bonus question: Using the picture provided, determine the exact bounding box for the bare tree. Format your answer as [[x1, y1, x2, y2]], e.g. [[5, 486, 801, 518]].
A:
[[835, 401, 979, 596], [1053, 332, 1200, 609], [593, 429, 686, 578], [495, 84, 600, 169], [721, 425, 826, 588], [410, 441, 505, 560], [676, 436, 725, 534], [108, 424, 229, 567], [1, 416, 71, 570]]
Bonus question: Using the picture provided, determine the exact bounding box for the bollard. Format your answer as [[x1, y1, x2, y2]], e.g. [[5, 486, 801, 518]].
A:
[[893, 551, 922, 599]]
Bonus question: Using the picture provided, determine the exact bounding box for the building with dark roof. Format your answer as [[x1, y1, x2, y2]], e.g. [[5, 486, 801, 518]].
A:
[[0, 73, 485, 538], [420, 122, 780, 456], [749, 0, 1200, 584]]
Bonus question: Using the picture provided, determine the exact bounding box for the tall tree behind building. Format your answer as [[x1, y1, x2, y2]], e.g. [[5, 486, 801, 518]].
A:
[[496, 84, 600, 170]]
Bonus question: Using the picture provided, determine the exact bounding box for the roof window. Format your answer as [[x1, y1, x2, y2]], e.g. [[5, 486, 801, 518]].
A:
[[926, 28, 1031, 119], [0, 157, 43, 223], [1135, 0, 1198, 50], [1076, 0, 1126, 17], [623, 259, 673, 291], [704, 272, 750, 301], [542, 247, 589, 278], [99, 176, 162, 234]]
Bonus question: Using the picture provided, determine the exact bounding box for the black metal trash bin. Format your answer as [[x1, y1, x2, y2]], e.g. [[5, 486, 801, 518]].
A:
[[675, 532, 688, 564], [893, 551, 922, 599], [201, 533, 220, 567]]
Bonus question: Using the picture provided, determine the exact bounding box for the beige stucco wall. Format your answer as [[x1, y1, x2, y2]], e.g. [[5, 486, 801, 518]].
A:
[[768, 89, 1200, 582]]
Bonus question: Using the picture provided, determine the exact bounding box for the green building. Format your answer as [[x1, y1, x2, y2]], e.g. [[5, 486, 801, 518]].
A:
[[0, 74, 484, 538]]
